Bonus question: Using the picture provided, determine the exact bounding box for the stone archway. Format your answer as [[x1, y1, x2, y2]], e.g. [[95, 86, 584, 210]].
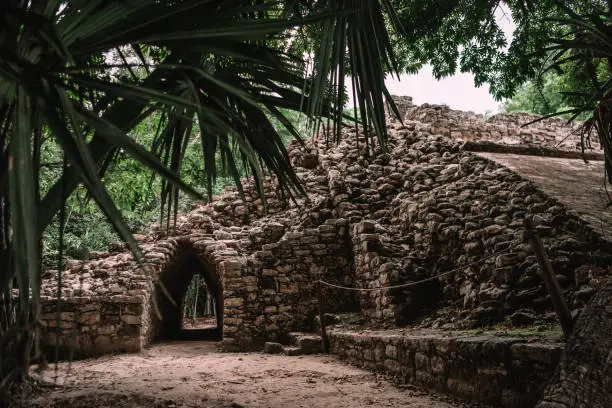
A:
[[152, 244, 223, 341]]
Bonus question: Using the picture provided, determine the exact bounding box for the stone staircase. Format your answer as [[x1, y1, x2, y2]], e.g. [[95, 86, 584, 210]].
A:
[[264, 332, 323, 356]]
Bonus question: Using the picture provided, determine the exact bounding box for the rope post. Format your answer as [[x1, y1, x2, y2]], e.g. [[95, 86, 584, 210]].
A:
[[524, 217, 574, 337], [316, 281, 329, 353]]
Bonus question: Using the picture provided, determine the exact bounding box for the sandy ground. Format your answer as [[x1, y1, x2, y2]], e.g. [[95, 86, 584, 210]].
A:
[[22, 341, 476, 408], [182, 316, 217, 330]]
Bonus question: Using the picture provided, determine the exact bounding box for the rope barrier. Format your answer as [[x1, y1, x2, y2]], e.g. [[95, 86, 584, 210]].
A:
[[317, 248, 515, 292]]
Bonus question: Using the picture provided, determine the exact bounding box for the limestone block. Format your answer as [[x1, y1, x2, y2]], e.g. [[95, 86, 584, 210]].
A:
[[121, 314, 141, 325], [97, 325, 115, 335], [79, 311, 101, 325]]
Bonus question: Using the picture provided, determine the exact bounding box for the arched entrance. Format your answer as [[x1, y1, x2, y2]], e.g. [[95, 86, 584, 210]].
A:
[[154, 245, 223, 341]]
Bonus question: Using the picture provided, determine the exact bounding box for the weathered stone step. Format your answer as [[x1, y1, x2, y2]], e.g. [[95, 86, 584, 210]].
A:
[[287, 332, 322, 354], [263, 342, 284, 354], [263, 342, 308, 356], [282, 346, 303, 356], [263, 332, 323, 356]]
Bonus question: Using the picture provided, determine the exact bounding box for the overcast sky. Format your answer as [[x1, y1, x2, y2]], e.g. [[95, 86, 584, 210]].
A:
[[383, 5, 515, 114]]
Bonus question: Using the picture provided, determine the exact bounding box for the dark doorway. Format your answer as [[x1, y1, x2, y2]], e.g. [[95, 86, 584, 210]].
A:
[[395, 278, 443, 326], [155, 247, 222, 341]]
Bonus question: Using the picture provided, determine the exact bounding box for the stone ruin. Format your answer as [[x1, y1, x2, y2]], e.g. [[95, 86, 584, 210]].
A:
[[38, 96, 612, 358]]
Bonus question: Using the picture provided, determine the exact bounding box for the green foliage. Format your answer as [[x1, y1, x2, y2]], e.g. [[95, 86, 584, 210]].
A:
[[542, 2, 612, 186], [503, 74, 565, 116], [40, 107, 311, 268], [388, 0, 608, 100], [285, 1, 610, 103], [503, 1, 612, 190], [502, 72, 579, 118], [503, 61, 610, 120]]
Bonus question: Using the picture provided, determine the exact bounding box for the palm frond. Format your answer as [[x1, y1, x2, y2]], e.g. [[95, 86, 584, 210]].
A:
[[544, 1, 612, 187], [307, 0, 403, 148]]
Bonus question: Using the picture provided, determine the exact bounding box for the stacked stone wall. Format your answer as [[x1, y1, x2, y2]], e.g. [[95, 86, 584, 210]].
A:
[[329, 330, 562, 408], [310, 116, 610, 329], [350, 221, 408, 323], [241, 218, 354, 346], [401, 100, 597, 152], [189, 143, 324, 228], [386, 129, 610, 328], [202, 181, 290, 226], [40, 296, 144, 358]]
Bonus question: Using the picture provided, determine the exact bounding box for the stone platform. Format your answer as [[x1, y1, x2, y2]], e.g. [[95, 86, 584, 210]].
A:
[[328, 328, 563, 408]]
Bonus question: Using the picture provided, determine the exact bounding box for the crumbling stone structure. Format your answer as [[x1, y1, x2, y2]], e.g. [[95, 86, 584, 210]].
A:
[[38, 96, 611, 358], [399, 96, 588, 150]]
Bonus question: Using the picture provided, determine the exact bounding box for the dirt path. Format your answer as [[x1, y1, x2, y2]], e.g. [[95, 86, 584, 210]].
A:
[[24, 341, 476, 408], [182, 316, 217, 330]]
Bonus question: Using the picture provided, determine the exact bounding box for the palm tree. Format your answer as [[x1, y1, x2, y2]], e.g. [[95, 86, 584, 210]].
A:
[[0, 0, 402, 395]]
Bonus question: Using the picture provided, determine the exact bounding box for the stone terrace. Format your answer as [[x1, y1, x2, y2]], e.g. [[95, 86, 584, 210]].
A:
[[38, 96, 611, 360]]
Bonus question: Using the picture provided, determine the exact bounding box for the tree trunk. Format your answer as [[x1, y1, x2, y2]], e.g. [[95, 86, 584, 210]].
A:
[[536, 277, 612, 408], [192, 276, 199, 321]]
